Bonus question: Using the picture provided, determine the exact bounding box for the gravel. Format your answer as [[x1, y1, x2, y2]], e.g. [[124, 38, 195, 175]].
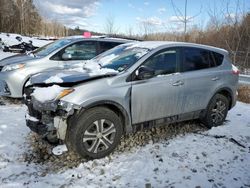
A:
[[0, 97, 22, 105], [21, 121, 208, 173]]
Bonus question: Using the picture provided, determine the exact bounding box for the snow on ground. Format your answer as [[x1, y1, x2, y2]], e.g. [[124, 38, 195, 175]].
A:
[[0, 33, 52, 61], [0, 51, 15, 60], [0, 33, 50, 47], [0, 102, 249, 188]]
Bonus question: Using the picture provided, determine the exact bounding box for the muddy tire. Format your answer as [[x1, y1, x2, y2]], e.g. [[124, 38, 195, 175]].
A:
[[201, 94, 229, 128], [66, 107, 123, 159]]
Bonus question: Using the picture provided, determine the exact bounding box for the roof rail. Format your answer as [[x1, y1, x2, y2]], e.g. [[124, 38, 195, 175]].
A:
[[101, 34, 143, 41]]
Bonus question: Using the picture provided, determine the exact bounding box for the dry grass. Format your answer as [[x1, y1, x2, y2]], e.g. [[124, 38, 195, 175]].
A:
[[237, 85, 250, 103]]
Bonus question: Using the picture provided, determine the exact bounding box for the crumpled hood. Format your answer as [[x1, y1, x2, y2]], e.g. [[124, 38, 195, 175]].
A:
[[29, 67, 118, 87], [0, 53, 40, 66]]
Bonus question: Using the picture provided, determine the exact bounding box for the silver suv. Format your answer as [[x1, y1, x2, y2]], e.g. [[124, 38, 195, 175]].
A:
[[24, 42, 239, 159], [0, 36, 131, 98]]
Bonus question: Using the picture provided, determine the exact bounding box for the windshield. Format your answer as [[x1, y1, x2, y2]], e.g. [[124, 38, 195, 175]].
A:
[[93, 44, 149, 72], [33, 39, 72, 57]]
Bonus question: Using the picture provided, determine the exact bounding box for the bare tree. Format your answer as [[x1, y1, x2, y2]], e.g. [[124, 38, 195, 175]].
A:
[[171, 0, 202, 41], [104, 15, 119, 34], [126, 25, 134, 37]]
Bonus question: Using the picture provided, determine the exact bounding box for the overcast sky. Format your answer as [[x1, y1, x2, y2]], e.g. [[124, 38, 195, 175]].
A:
[[33, 0, 250, 35]]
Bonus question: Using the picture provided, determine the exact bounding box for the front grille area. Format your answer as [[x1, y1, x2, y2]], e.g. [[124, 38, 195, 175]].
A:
[[23, 87, 42, 119]]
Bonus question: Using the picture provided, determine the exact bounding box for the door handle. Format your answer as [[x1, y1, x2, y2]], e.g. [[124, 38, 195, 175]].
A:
[[172, 80, 184, 86], [211, 76, 220, 81]]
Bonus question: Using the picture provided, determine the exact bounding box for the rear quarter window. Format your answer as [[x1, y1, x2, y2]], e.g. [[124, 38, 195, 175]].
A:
[[210, 51, 224, 66]]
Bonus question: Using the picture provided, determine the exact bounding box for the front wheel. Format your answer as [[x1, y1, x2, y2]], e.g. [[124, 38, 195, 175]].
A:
[[66, 107, 123, 159], [201, 94, 229, 128]]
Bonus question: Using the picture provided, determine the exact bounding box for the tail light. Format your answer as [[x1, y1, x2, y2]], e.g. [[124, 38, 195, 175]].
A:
[[232, 65, 240, 75]]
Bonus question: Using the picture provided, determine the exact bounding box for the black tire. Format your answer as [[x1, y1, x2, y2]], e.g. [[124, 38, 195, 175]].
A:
[[66, 107, 123, 159], [201, 94, 229, 128]]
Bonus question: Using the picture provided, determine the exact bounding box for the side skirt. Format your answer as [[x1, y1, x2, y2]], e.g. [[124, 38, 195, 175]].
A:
[[132, 110, 202, 132]]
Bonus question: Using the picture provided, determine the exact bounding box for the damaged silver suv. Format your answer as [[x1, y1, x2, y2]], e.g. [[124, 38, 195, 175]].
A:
[[24, 42, 239, 159]]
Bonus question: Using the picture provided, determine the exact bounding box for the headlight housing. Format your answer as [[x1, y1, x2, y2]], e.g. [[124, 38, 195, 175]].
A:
[[56, 89, 75, 100], [2, 63, 25, 72]]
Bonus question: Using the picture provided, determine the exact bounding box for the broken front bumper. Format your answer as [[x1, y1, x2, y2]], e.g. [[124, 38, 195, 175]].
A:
[[24, 87, 77, 140]]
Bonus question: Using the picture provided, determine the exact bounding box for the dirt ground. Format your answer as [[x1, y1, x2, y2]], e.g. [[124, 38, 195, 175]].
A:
[[238, 85, 250, 103]]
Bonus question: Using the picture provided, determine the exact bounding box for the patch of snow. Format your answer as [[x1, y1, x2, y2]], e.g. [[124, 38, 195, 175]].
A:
[[133, 48, 149, 58], [98, 54, 119, 65], [44, 74, 64, 84], [32, 85, 65, 102], [0, 32, 52, 61], [0, 101, 249, 187], [25, 113, 39, 122], [0, 51, 16, 60], [0, 32, 51, 47], [83, 60, 101, 70], [82, 60, 118, 75], [88, 68, 118, 76], [125, 41, 169, 50], [52, 145, 68, 156], [157, 72, 181, 77]]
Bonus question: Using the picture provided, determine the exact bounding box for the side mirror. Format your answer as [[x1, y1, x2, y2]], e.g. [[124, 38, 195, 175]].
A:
[[136, 66, 155, 80], [62, 53, 72, 60]]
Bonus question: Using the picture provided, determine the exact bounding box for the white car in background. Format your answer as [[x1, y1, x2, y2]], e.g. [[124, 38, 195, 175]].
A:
[[0, 36, 132, 98]]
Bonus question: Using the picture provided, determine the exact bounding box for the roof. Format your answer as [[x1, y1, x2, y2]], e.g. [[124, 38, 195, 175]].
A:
[[125, 41, 229, 55], [62, 35, 135, 43]]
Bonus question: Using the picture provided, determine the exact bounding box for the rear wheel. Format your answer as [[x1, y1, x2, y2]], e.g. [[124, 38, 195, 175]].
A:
[[201, 94, 229, 128], [66, 107, 123, 159]]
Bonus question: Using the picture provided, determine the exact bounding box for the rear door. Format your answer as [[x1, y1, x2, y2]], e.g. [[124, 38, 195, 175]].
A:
[[179, 47, 223, 113], [131, 48, 185, 124]]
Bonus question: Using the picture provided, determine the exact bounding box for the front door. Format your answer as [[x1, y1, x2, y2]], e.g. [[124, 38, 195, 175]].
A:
[[131, 48, 184, 124], [51, 41, 98, 68]]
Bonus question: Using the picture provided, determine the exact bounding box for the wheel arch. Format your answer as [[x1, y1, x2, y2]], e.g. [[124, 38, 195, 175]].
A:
[[212, 87, 234, 110], [22, 77, 31, 95], [81, 100, 132, 134]]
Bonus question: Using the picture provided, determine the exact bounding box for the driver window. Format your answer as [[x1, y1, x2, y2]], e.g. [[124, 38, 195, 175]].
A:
[[51, 41, 97, 61], [144, 49, 178, 76]]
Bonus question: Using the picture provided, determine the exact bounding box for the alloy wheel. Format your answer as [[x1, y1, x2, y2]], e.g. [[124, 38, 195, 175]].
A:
[[210, 99, 227, 124], [82, 119, 116, 153]]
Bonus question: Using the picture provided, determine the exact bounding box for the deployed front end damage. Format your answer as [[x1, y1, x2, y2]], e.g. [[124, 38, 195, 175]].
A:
[[23, 68, 117, 142], [24, 86, 78, 141]]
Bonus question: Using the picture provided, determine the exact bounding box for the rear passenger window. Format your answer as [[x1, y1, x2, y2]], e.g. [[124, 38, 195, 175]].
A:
[[182, 48, 211, 72], [99, 42, 122, 53]]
